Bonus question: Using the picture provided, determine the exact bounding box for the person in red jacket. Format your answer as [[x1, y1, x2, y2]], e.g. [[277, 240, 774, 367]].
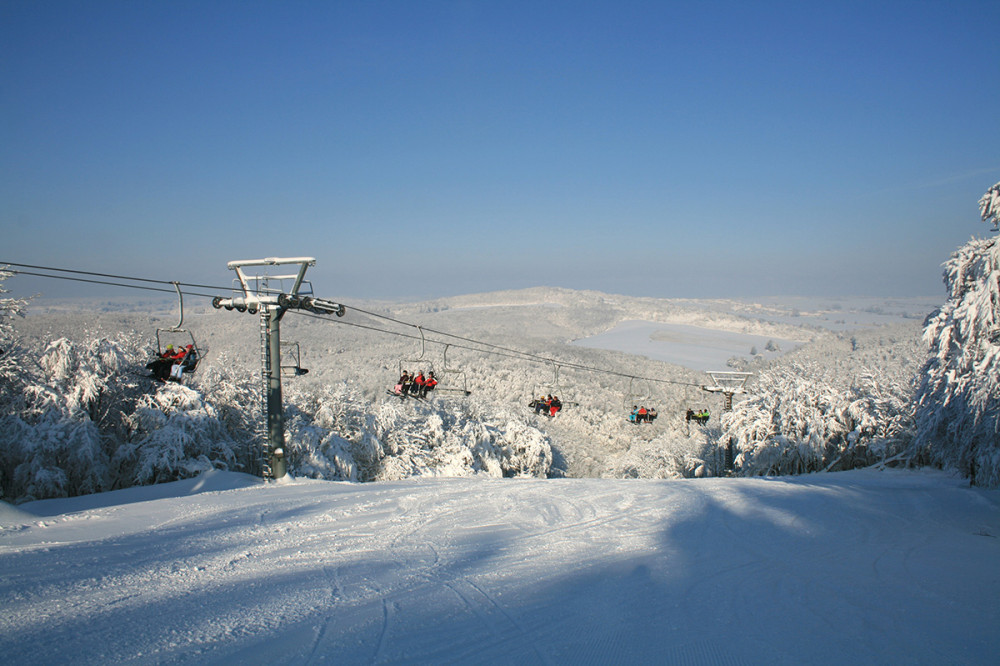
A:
[[549, 396, 562, 417], [420, 371, 438, 397], [167, 345, 191, 381], [413, 371, 426, 396], [147, 344, 183, 381]]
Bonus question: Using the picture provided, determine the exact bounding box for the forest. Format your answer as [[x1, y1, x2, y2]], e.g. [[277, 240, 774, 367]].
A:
[[1, 184, 997, 502]]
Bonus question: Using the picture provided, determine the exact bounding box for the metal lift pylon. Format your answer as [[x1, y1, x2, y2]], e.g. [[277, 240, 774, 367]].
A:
[[212, 257, 345, 480], [701, 371, 752, 474]]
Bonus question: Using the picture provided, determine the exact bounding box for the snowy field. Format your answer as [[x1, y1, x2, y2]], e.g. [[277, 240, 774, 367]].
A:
[[571, 319, 802, 371], [2, 468, 998, 664]]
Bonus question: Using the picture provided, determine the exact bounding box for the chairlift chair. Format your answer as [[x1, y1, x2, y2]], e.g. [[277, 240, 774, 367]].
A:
[[391, 326, 435, 397], [154, 281, 204, 374], [622, 376, 651, 410], [280, 341, 309, 377], [397, 326, 435, 377], [431, 344, 470, 396], [530, 364, 576, 407]]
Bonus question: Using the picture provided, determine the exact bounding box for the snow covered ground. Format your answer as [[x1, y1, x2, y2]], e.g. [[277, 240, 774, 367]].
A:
[[571, 319, 802, 371], [2, 468, 998, 664]]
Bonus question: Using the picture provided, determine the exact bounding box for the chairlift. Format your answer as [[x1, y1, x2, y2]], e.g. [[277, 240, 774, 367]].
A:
[[432, 344, 471, 396], [154, 281, 204, 375], [530, 363, 576, 407], [622, 376, 651, 410], [397, 326, 435, 376], [685, 408, 711, 426], [280, 341, 309, 377], [390, 326, 435, 398]]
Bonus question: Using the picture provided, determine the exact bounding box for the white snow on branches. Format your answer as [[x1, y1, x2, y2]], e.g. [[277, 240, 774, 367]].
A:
[[912, 183, 1000, 486], [284, 383, 553, 481], [720, 363, 913, 476], [979, 182, 1000, 231], [0, 268, 940, 501]]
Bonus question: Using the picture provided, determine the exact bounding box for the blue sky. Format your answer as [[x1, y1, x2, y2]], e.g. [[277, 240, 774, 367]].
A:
[[2, 0, 998, 302]]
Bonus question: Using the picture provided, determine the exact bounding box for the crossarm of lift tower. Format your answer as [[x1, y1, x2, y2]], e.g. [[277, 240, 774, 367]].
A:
[[212, 257, 345, 317]]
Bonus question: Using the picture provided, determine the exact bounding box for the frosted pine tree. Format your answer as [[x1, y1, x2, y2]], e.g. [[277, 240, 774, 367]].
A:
[[113, 384, 240, 486], [720, 360, 912, 476], [282, 382, 553, 481], [0, 267, 29, 403], [1, 335, 145, 501], [0, 269, 30, 499], [911, 181, 1000, 487]]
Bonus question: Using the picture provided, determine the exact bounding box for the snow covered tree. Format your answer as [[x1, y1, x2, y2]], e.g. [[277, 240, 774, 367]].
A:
[[0, 267, 30, 405], [0, 317, 253, 502], [1, 335, 146, 501], [980, 182, 999, 232], [602, 430, 713, 479], [113, 384, 240, 486], [721, 362, 912, 476], [911, 181, 1000, 487], [282, 382, 553, 481], [196, 355, 261, 472]]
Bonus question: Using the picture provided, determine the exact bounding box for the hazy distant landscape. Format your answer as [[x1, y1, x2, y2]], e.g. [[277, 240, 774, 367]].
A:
[[9, 287, 932, 480]]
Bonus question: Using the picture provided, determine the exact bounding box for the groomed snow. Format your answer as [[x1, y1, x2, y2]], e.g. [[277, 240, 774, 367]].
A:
[[2, 469, 998, 664]]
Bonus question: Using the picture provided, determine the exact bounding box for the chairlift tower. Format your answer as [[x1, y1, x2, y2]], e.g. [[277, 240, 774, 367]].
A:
[[701, 371, 752, 412], [702, 371, 752, 474], [213, 257, 344, 480]]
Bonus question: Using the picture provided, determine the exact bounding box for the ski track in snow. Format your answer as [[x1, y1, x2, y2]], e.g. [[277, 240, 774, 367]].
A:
[[1, 469, 998, 664]]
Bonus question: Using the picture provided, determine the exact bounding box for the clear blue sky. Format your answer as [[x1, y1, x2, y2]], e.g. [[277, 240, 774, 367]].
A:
[[3, 0, 998, 302]]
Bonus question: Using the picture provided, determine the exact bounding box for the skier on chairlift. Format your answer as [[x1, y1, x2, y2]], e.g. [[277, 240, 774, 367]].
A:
[[147, 344, 182, 381], [549, 396, 562, 417], [167, 344, 194, 381], [420, 371, 438, 397], [396, 370, 411, 395]]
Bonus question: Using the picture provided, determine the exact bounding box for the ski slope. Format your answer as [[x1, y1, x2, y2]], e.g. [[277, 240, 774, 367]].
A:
[[2, 468, 998, 664]]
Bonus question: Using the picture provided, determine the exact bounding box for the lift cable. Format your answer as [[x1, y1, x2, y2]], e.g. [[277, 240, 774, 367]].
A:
[[288, 308, 574, 368], [347, 304, 569, 365], [342, 304, 703, 387], [5, 262, 566, 368], [0, 261, 230, 292], [3, 268, 221, 299], [4, 260, 706, 390], [289, 308, 705, 390]]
